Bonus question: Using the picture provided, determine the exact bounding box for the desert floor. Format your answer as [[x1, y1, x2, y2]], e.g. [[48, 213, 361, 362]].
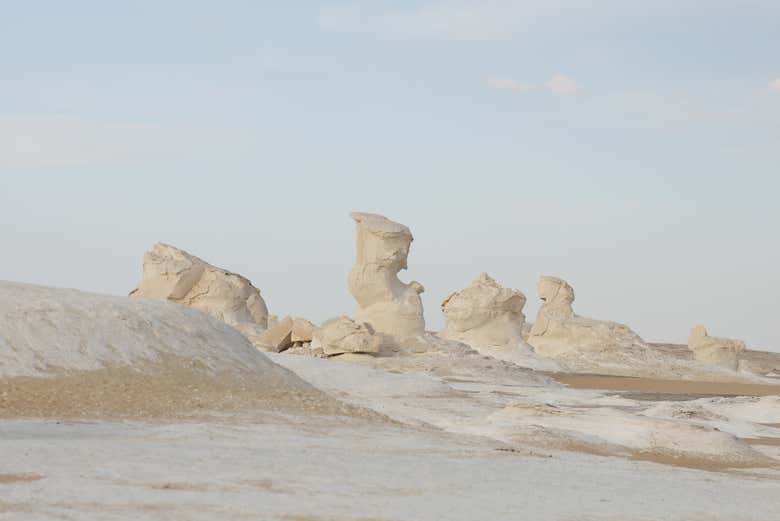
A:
[[3, 352, 780, 521]]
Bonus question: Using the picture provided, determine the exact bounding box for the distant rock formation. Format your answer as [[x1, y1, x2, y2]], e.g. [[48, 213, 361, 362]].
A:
[[312, 317, 382, 357], [527, 276, 646, 357], [253, 316, 318, 353], [441, 272, 527, 344], [441, 273, 557, 370], [348, 212, 425, 339], [255, 316, 295, 353], [688, 325, 745, 371], [291, 318, 316, 345], [130, 243, 269, 339]]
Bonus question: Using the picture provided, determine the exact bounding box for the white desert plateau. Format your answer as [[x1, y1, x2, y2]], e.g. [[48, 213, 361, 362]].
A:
[[3, 212, 780, 521]]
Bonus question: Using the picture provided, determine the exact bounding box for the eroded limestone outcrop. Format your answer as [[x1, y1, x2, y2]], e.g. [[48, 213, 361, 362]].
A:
[[527, 276, 646, 357], [688, 325, 745, 371], [130, 243, 269, 339], [440, 273, 559, 370], [312, 317, 382, 357], [348, 212, 425, 340], [441, 273, 528, 346], [291, 318, 316, 344], [256, 316, 294, 353]]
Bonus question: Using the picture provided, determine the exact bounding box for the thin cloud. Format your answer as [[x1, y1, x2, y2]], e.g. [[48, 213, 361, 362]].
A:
[[546, 74, 580, 95], [321, 1, 780, 39], [0, 114, 256, 169], [487, 77, 535, 93], [769, 78, 780, 92], [488, 74, 580, 96]]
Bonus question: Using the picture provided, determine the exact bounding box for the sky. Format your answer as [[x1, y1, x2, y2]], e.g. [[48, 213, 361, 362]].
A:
[[1, 1, 779, 349]]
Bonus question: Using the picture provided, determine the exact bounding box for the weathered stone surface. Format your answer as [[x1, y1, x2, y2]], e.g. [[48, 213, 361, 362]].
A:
[[441, 273, 528, 348], [266, 315, 280, 329], [312, 317, 382, 357], [130, 243, 268, 330], [688, 325, 745, 371], [291, 318, 316, 343], [0, 281, 292, 379], [256, 316, 294, 353], [527, 276, 646, 357], [347, 212, 425, 340], [440, 273, 558, 370]]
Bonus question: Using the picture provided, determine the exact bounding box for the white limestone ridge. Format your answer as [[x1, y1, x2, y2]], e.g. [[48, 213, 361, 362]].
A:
[[0, 280, 299, 386]]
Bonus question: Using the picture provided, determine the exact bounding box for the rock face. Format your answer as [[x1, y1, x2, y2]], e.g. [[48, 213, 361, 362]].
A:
[[256, 316, 294, 353], [348, 212, 425, 339], [440, 273, 558, 370], [312, 317, 382, 357], [441, 273, 528, 348], [527, 276, 646, 357], [129, 243, 269, 335], [291, 318, 316, 344], [688, 325, 745, 371], [253, 317, 317, 352]]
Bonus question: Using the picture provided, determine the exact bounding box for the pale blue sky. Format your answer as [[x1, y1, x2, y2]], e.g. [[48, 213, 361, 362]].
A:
[[2, 1, 779, 349]]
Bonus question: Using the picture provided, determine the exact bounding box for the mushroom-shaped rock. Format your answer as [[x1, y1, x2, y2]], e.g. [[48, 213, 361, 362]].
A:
[[527, 276, 646, 357], [347, 212, 425, 339], [130, 243, 269, 341], [688, 325, 745, 371], [441, 273, 528, 347], [312, 317, 382, 357]]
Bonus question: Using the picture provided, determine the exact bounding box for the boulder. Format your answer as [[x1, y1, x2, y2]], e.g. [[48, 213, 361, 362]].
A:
[[348, 212, 425, 339], [688, 325, 745, 371], [527, 276, 646, 357], [440, 273, 558, 370], [130, 243, 268, 330], [441, 273, 528, 348], [312, 317, 382, 357], [256, 316, 294, 353], [291, 318, 316, 344]]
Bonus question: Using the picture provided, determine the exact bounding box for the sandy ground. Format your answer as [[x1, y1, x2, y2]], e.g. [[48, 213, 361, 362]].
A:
[[3, 283, 780, 520], [4, 349, 780, 520], [0, 356, 379, 422], [3, 417, 780, 521]]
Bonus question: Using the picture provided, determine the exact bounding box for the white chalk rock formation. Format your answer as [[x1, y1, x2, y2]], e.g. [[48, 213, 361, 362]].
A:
[[129, 243, 269, 336], [256, 316, 295, 353], [291, 318, 316, 344], [0, 281, 296, 381], [312, 317, 382, 357], [439, 273, 558, 370], [688, 325, 745, 371], [441, 273, 527, 347], [527, 276, 646, 357], [348, 212, 425, 340]]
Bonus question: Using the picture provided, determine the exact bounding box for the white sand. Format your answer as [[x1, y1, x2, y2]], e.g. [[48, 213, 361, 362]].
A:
[[3, 281, 780, 519]]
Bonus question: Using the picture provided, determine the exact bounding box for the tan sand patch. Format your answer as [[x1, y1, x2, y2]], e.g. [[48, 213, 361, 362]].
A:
[[239, 479, 290, 493], [0, 472, 43, 484], [0, 356, 385, 422], [280, 516, 398, 521], [547, 373, 780, 397], [743, 437, 780, 447], [628, 451, 774, 472]]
